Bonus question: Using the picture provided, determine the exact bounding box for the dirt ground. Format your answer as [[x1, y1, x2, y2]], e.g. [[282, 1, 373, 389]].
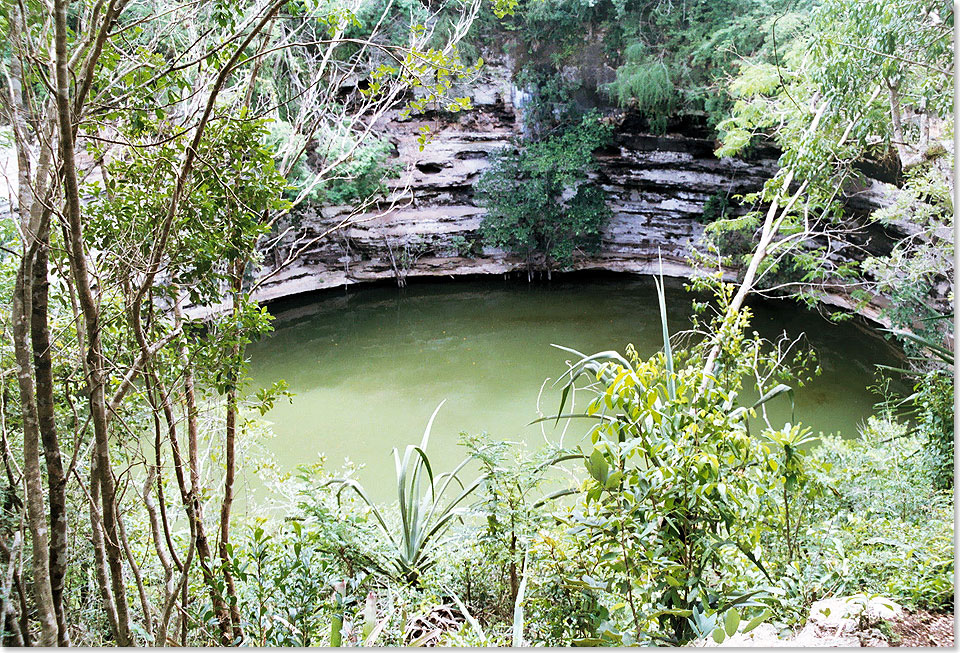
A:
[[889, 610, 955, 647]]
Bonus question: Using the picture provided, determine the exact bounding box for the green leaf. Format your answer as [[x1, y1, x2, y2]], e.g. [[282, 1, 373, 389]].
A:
[[712, 627, 726, 644], [654, 271, 676, 401], [330, 614, 343, 647], [724, 608, 740, 637], [586, 448, 610, 484], [742, 609, 770, 634], [752, 383, 795, 422]]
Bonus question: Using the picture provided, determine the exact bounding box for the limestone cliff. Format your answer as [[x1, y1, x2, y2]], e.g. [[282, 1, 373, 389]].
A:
[[249, 59, 898, 324]]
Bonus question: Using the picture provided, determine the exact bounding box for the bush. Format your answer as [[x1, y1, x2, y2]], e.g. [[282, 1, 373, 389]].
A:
[[913, 370, 954, 491], [548, 279, 817, 644], [476, 112, 612, 277], [791, 417, 955, 611], [700, 192, 731, 224], [229, 474, 386, 646]]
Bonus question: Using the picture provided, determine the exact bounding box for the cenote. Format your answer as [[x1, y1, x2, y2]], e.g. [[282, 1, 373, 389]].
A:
[[246, 275, 903, 505]]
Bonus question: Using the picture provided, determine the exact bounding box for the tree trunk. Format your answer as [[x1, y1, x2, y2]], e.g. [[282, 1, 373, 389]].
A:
[[886, 79, 910, 169], [1, 533, 24, 647], [10, 116, 58, 653], [13, 574, 31, 646], [11, 135, 58, 653], [141, 465, 176, 623], [6, 3, 59, 645], [146, 365, 196, 646], [142, 374, 182, 570], [145, 372, 184, 571], [30, 218, 70, 646], [88, 451, 121, 641], [176, 302, 233, 644], [187, 377, 234, 645], [53, 0, 132, 642], [219, 262, 244, 642], [117, 509, 153, 640]]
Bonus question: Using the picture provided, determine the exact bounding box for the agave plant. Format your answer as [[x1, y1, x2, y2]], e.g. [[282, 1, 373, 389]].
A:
[[325, 401, 483, 584]]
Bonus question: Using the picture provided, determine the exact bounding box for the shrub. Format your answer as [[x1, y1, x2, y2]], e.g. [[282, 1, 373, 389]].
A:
[[549, 278, 815, 644], [912, 370, 954, 491], [700, 192, 731, 224], [476, 112, 612, 277], [792, 417, 955, 611], [229, 470, 387, 646]]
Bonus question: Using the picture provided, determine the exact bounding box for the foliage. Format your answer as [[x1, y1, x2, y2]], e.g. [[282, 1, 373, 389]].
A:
[[461, 433, 581, 617], [522, 528, 619, 644], [514, 68, 587, 137], [910, 370, 954, 491], [808, 0, 954, 121], [716, 0, 953, 217], [232, 520, 346, 646], [796, 418, 954, 610], [863, 155, 954, 347], [88, 115, 289, 305], [0, 0, 516, 644], [266, 121, 399, 206], [0, 0, 953, 646], [705, 0, 955, 563], [462, 434, 549, 608], [547, 278, 813, 644], [476, 112, 612, 276], [324, 403, 484, 584], [225, 461, 409, 646], [700, 192, 732, 224], [717, 0, 953, 164], [709, 0, 954, 376], [604, 45, 676, 134], [480, 0, 811, 128]]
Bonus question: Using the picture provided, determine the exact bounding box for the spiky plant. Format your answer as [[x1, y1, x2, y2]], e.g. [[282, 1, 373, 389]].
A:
[[325, 401, 483, 584]]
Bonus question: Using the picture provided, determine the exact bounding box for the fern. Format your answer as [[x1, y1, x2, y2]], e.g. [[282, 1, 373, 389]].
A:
[[604, 56, 677, 133], [705, 210, 761, 235]]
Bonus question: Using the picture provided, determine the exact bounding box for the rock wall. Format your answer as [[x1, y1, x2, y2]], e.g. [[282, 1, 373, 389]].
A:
[[247, 60, 896, 325]]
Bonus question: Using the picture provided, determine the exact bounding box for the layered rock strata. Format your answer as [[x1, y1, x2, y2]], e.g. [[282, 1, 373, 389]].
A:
[[247, 63, 896, 325]]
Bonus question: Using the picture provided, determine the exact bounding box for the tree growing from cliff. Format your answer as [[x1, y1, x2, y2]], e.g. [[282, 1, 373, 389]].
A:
[[702, 0, 953, 489], [703, 0, 952, 323], [476, 112, 612, 279]]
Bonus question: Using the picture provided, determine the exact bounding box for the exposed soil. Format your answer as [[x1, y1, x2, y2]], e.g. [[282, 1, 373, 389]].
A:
[[889, 610, 955, 647]]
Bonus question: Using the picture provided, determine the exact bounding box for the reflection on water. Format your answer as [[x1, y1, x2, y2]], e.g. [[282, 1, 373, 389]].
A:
[[246, 276, 904, 504]]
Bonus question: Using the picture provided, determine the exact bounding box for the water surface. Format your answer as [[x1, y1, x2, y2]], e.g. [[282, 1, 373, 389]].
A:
[[247, 276, 902, 503]]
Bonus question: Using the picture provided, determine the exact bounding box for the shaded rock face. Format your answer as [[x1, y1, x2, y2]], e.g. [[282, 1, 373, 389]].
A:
[[256, 71, 776, 302], [251, 61, 894, 325]]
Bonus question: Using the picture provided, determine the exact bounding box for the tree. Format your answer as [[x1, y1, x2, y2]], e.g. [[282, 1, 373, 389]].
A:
[[705, 0, 953, 332], [0, 0, 512, 643], [702, 0, 953, 491]]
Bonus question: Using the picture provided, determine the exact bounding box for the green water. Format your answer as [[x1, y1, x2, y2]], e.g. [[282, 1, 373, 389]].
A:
[[247, 276, 902, 504]]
